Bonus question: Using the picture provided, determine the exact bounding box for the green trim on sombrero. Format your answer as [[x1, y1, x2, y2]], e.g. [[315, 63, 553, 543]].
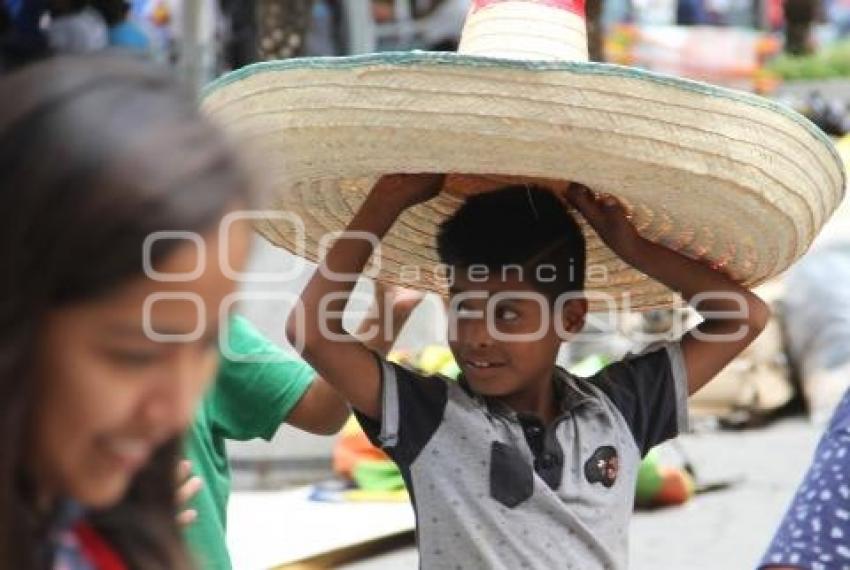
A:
[[202, 51, 842, 177]]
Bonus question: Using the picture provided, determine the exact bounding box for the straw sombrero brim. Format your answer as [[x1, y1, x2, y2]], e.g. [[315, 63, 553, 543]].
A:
[[202, 52, 845, 310]]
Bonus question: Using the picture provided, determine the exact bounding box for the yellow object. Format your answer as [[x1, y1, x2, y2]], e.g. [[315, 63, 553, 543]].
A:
[[150, 0, 171, 26], [417, 346, 455, 375], [340, 415, 362, 437], [836, 135, 850, 167], [343, 489, 410, 503]]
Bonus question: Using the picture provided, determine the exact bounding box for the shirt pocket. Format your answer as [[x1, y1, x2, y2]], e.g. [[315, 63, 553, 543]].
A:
[[489, 441, 534, 508]]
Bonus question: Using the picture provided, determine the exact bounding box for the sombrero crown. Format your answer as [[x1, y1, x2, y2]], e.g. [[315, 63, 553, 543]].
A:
[[203, 0, 845, 310]]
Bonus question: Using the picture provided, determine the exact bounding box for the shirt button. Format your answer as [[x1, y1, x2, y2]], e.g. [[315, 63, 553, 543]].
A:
[[539, 454, 556, 469], [525, 424, 542, 438]]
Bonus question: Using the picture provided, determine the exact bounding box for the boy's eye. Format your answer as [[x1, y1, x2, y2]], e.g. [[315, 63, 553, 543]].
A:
[[452, 304, 477, 318], [495, 306, 519, 322]]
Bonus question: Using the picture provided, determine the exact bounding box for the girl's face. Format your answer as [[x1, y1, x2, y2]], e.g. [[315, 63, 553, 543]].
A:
[[28, 219, 252, 508]]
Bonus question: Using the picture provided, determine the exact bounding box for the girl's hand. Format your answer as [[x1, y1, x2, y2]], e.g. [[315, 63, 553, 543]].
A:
[[176, 460, 203, 527]]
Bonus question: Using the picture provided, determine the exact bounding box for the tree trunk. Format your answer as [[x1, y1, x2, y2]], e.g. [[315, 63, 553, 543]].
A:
[[586, 0, 605, 62], [220, 0, 255, 68], [783, 0, 815, 55]]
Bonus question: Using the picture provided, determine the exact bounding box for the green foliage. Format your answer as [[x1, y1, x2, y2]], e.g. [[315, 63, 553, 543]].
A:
[[767, 39, 850, 79]]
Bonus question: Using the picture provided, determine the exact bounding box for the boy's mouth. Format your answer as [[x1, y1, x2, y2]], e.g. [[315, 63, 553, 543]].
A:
[[463, 359, 506, 370]]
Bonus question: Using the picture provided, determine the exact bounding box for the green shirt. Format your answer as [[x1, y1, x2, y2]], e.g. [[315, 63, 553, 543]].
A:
[[184, 315, 315, 570]]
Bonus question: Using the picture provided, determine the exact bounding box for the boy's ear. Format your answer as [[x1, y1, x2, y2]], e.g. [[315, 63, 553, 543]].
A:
[[559, 296, 588, 338]]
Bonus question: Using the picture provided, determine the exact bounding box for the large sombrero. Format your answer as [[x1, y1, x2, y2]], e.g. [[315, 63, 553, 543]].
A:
[[202, 0, 845, 310]]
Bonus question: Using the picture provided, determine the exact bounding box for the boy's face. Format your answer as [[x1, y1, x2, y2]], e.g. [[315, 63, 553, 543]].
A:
[[447, 269, 586, 401]]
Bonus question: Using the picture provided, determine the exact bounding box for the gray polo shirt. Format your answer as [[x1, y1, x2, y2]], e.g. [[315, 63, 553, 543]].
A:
[[355, 343, 689, 570]]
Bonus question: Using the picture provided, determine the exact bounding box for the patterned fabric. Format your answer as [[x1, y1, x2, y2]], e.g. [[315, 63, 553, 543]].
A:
[[47, 501, 126, 570], [761, 389, 850, 569], [49, 502, 93, 570]]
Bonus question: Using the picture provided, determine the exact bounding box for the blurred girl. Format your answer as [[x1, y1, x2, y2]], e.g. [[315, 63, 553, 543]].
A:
[[0, 55, 253, 569]]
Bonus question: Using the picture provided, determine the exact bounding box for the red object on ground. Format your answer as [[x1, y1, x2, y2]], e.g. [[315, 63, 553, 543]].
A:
[[655, 467, 695, 506]]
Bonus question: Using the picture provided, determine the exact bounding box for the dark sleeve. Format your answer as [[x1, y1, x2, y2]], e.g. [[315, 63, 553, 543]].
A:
[[353, 355, 449, 468], [592, 343, 689, 456]]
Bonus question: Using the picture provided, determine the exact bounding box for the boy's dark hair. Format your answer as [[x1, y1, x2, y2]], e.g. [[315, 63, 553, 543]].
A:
[[437, 185, 586, 300]]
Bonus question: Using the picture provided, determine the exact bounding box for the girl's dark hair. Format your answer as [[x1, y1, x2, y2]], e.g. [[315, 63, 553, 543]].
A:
[[437, 186, 586, 300], [0, 55, 251, 569]]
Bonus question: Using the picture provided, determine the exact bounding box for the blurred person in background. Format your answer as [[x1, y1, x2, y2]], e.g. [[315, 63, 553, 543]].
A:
[[760, 242, 850, 569], [46, 0, 109, 53], [760, 389, 850, 569], [91, 0, 151, 52], [0, 54, 253, 569]]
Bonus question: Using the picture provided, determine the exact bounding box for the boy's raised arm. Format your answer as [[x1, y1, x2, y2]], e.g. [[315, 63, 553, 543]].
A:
[[566, 184, 771, 396], [285, 174, 444, 419]]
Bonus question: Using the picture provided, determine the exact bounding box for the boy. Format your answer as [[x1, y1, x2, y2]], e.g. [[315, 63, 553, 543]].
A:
[[288, 174, 770, 569]]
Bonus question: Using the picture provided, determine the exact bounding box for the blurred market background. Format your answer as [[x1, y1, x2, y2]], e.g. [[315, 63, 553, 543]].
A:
[[4, 1, 850, 568]]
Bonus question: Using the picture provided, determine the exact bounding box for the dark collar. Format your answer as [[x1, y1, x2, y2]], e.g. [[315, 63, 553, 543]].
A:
[[461, 366, 596, 421], [553, 366, 596, 412]]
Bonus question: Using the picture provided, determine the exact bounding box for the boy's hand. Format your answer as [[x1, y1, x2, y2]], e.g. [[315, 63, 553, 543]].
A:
[[357, 282, 426, 355], [288, 174, 435, 420], [562, 182, 770, 397], [384, 283, 427, 322], [371, 173, 445, 211], [564, 183, 642, 262]]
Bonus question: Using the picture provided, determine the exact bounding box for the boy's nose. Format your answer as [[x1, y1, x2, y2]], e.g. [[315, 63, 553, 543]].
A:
[[464, 319, 495, 349]]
